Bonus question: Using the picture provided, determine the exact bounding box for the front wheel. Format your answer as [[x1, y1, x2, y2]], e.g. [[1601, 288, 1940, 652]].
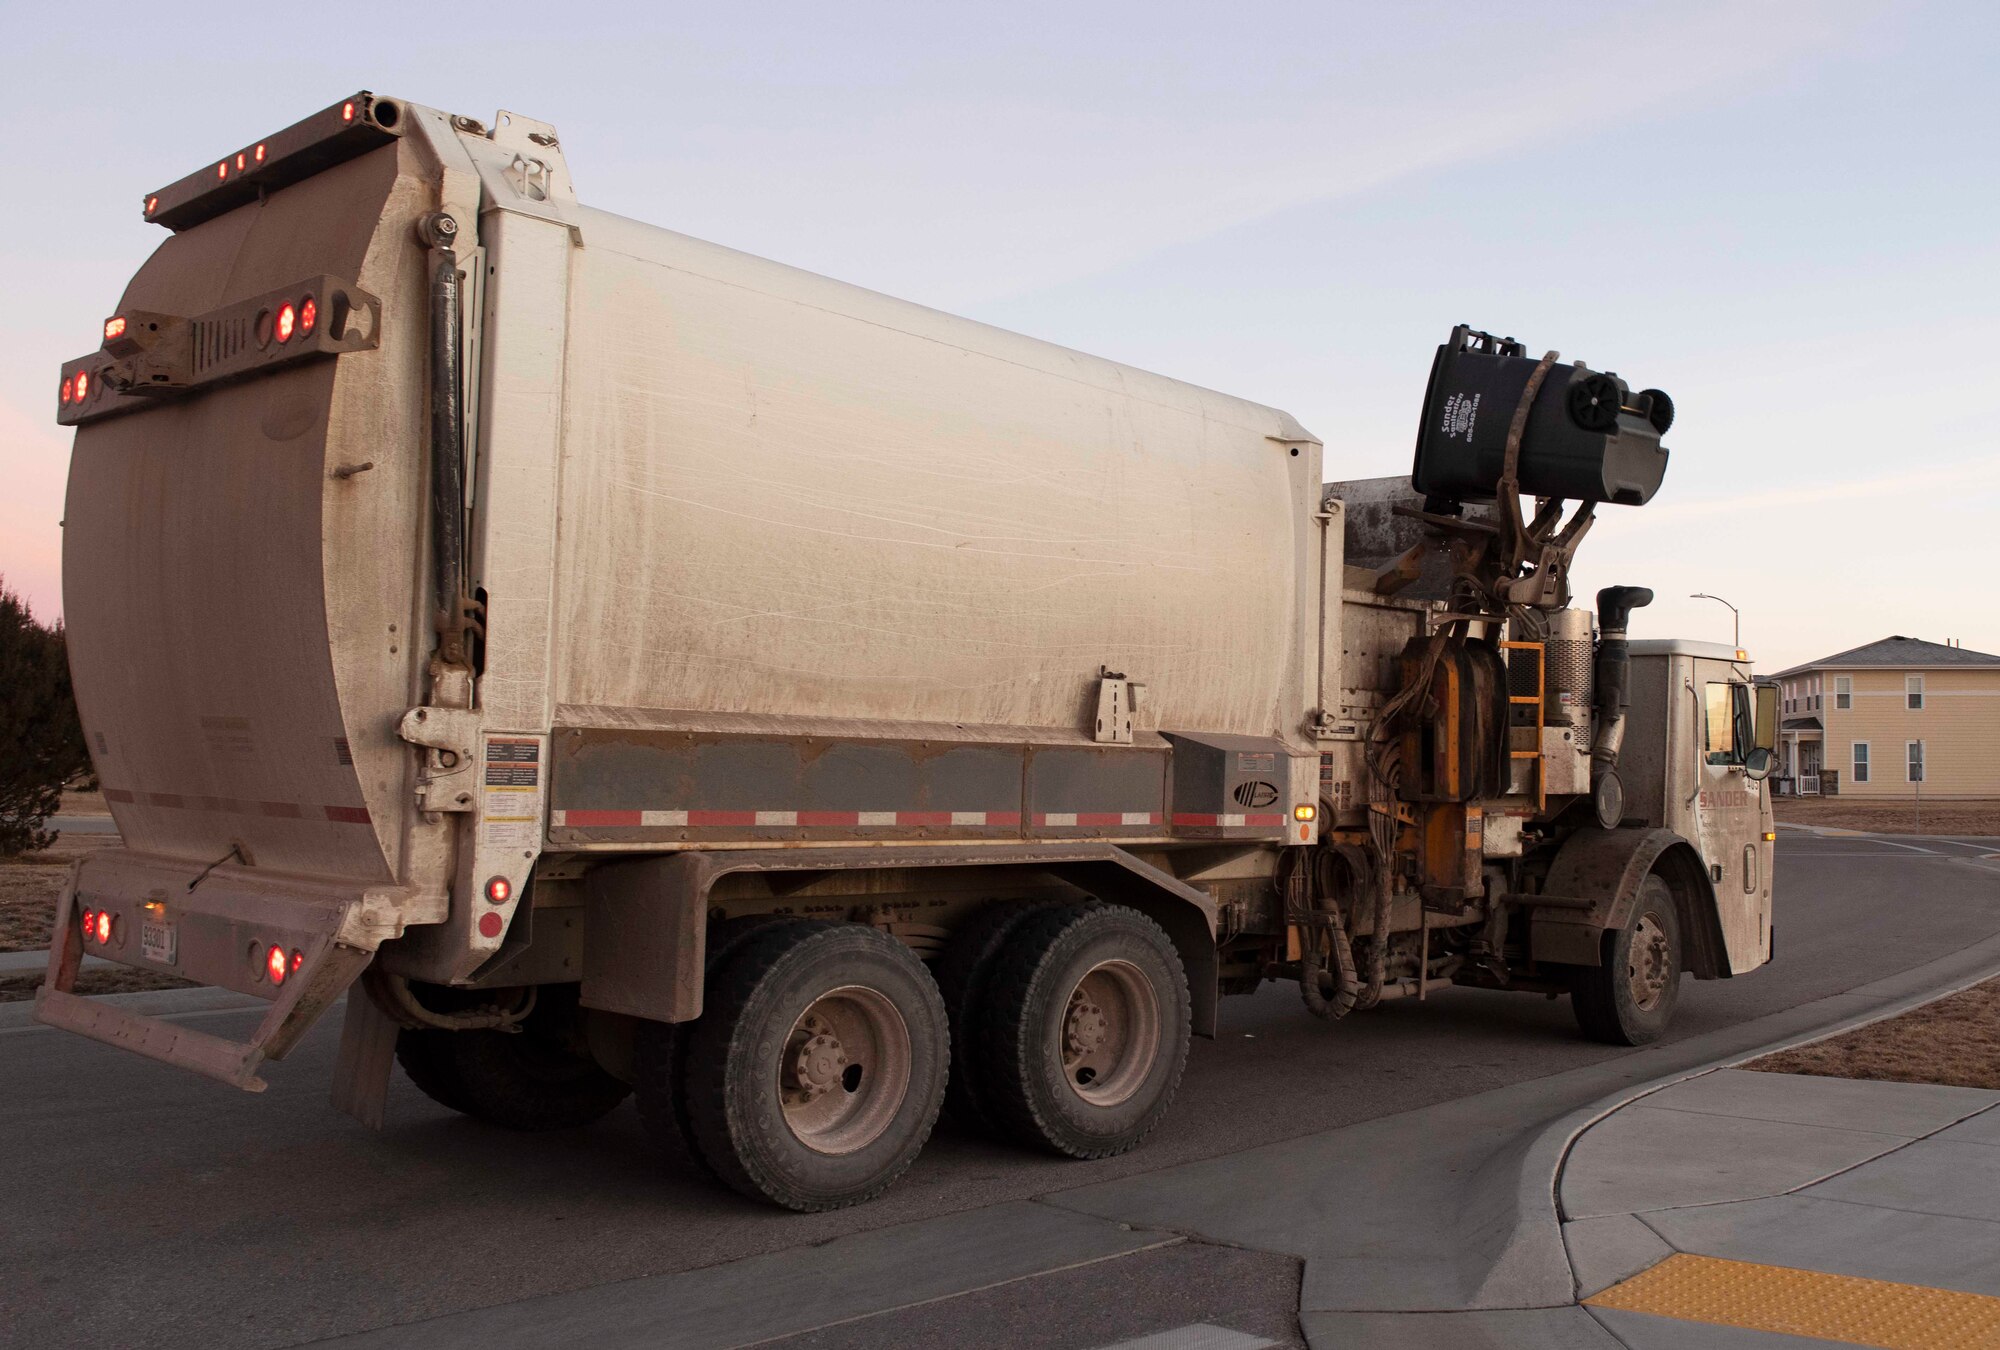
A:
[[975, 904, 1190, 1159], [1570, 874, 1683, 1046]]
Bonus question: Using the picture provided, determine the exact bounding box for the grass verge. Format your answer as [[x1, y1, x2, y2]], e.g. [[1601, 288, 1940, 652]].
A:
[[1744, 976, 2000, 1091]]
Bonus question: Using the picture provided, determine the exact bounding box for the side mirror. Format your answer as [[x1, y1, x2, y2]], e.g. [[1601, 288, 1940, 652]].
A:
[[1754, 683, 1778, 752], [1745, 746, 1777, 782]]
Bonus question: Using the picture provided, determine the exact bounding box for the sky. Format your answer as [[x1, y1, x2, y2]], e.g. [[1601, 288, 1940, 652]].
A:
[[1, 0, 1994, 672]]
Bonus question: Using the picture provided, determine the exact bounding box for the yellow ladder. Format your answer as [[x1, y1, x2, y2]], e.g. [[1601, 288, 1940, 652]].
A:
[[1500, 639, 1546, 813]]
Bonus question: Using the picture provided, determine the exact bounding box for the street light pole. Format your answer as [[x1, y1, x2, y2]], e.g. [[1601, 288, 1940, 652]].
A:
[[1690, 593, 1740, 650]]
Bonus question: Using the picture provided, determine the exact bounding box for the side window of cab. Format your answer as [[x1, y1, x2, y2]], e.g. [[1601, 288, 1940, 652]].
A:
[[1704, 681, 1753, 767]]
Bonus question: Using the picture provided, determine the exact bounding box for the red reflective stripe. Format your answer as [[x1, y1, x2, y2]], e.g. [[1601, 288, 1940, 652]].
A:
[[103, 788, 135, 803], [895, 811, 952, 826], [563, 809, 642, 827], [322, 805, 372, 824], [1243, 813, 1284, 827], [983, 811, 1022, 826], [1070, 812, 1124, 827], [1172, 813, 1219, 826], [797, 810, 862, 826]]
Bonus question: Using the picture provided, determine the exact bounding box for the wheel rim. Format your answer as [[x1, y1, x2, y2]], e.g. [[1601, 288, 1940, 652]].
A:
[[1627, 912, 1672, 1012], [1059, 959, 1160, 1107], [778, 985, 911, 1156]]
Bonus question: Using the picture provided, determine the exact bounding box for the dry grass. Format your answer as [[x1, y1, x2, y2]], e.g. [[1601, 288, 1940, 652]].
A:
[[1744, 976, 2000, 1090], [0, 967, 195, 1004], [1773, 796, 2000, 837], [0, 834, 121, 952]]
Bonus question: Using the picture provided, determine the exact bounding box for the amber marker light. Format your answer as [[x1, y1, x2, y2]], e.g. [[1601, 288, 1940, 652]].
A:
[[1764, 832, 1777, 842], [1293, 804, 1316, 822]]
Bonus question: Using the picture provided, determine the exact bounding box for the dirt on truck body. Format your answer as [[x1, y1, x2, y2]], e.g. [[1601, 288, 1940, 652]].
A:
[[43, 92, 1777, 1211]]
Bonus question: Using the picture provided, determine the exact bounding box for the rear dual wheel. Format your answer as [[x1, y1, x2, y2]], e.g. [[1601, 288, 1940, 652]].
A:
[[653, 921, 950, 1212], [395, 983, 632, 1131], [972, 904, 1191, 1160]]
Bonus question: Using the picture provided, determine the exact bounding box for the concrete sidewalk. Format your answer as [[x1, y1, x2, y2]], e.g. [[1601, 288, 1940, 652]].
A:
[[1563, 1069, 2000, 1347]]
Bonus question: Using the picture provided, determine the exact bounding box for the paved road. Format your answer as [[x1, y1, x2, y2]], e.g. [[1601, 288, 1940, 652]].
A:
[[3, 832, 1996, 1349]]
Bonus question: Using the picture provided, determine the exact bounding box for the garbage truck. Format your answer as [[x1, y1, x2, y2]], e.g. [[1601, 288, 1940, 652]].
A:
[[43, 92, 1778, 1212]]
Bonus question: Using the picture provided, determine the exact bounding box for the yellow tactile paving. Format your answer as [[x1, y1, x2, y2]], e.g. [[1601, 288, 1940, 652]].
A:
[[1586, 1253, 2000, 1348]]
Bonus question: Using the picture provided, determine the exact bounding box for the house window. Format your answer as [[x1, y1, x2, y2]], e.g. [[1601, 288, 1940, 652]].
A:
[[1813, 692, 1821, 710], [1835, 676, 1851, 710], [1853, 742, 1870, 784], [1908, 740, 1925, 783], [1907, 675, 1924, 710]]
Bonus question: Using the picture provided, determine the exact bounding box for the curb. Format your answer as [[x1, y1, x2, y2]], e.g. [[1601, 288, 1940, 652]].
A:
[[1510, 928, 2000, 1307]]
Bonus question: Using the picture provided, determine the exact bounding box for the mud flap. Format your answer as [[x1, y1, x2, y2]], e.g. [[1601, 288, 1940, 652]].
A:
[[329, 977, 401, 1128]]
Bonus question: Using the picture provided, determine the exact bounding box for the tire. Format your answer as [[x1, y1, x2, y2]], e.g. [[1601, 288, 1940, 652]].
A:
[[933, 900, 1061, 1131], [977, 904, 1190, 1160], [1571, 874, 1683, 1046], [395, 1028, 473, 1115], [634, 914, 814, 1179], [406, 984, 633, 1131], [683, 922, 949, 1211]]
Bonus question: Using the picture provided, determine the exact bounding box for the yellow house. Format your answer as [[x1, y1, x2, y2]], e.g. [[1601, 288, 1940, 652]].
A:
[[1773, 636, 2000, 798]]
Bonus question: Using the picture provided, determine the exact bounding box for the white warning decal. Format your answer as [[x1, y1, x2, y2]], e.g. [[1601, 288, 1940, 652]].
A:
[[481, 736, 544, 850]]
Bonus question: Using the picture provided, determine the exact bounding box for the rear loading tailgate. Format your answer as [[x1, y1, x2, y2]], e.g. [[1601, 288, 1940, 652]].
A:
[[44, 98, 453, 1085], [36, 851, 416, 1089]]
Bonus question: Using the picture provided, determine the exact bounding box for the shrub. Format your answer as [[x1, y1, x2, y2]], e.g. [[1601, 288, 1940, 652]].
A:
[[0, 580, 91, 856]]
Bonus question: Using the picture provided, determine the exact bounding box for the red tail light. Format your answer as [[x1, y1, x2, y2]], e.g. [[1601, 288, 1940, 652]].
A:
[[216, 161, 228, 180], [298, 296, 317, 336], [266, 944, 288, 985], [484, 876, 512, 905], [80, 908, 94, 938], [341, 101, 356, 122], [73, 370, 89, 401], [60, 376, 73, 405], [103, 316, 127, 342], [274, 303, 296, 344], [95, 911, 113, 944]]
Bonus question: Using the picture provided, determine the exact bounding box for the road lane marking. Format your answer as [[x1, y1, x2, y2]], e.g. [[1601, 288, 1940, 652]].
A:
[[1587, 1252, 2000, 1348]]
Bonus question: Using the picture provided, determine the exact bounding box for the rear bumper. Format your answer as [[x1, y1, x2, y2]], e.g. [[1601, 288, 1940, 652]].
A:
[[33, 850, 412, 1090]]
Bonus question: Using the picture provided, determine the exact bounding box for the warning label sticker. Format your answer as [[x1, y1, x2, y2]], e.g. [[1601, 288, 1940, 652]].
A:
[[481, 736, 544, 850]]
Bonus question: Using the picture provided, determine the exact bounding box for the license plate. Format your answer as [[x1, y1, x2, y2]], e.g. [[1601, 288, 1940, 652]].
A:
[[140, 920, 177, 965]]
